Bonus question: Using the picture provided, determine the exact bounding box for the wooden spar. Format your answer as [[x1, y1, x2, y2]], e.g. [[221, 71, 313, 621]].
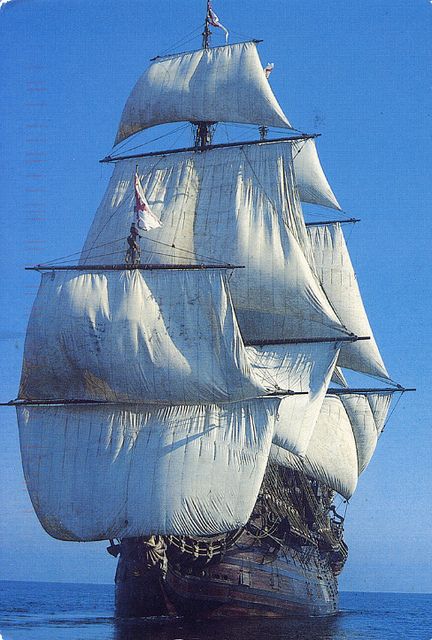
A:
[[149, 39, 264, 62], [25, 263, 244, 272], [102, 134, 320, 163], [327, 387, 415, 395], [2, 390, 310, 406], [266, 391, 308, 397], [244, 336, 370, 346], [0, 399, 120, 407], [305, 218, 361, 227]]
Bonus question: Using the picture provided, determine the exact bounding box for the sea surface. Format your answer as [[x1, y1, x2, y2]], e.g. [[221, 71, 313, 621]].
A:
[[0, 581, 431, 640]]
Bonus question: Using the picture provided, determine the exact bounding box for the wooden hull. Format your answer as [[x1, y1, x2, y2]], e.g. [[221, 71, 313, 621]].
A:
[[165, 541, 338, 618], [114, 533, 338, 619]]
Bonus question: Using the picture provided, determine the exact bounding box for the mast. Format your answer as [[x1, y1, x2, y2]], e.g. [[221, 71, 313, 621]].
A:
[[195, 1, 216, 148], [202, 0, 211, 49]]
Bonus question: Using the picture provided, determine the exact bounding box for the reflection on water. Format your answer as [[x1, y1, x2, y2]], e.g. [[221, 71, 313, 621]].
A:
[[2, 583, 430, 640], [113, 614, 345, 640]]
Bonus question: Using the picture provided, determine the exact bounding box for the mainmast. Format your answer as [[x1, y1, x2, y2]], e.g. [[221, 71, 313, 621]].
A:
[[194, 1, 216, 148]]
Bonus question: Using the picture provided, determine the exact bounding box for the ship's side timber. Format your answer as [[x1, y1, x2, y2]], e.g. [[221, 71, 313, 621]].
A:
[[164, 531, 338, 618]]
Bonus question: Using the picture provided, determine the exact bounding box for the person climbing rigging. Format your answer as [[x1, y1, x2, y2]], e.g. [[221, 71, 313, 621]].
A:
[[125, 223, 141, 265]]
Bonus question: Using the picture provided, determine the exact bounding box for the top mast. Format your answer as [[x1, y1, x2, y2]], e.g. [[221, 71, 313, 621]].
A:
[[195, 1, 215, 148], [202, 0, 211, 49]]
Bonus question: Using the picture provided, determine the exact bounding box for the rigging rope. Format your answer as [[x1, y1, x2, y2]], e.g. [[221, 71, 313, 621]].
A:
[[110, 123, 189, 158], [156, 26, 203, 58], [381, 390, 404, 433], [38, 237, 128, 266]]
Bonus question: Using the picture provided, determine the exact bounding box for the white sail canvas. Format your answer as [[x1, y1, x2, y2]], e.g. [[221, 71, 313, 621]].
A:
[[17, 398, 280, 540], [115, 41, 291, 144]]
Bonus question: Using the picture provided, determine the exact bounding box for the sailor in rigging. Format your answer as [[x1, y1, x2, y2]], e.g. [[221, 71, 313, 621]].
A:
[[126, 222, 141, 264]]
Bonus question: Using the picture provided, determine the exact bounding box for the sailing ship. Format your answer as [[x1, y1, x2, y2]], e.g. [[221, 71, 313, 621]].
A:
[[11, 3, 413, 619]]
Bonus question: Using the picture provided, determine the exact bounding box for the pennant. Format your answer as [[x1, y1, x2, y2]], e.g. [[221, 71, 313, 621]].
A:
[[134, 173, 162, 232], [207, 2, 229, 43], [264, 63, 274, 79]]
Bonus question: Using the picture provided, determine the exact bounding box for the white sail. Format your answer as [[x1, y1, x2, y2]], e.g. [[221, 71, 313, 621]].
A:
[[331, 366, 347, 387], [340, 392, 392, 473], [271, 395, 358, 499], [247, 342, 340, 455], [271, 392, 393, 498], [81, 144, 348, 343], [20, 269, 267, 404], [114, 42, 291, 145], [17, 398, 280, 541], [292, 138, 341, 210], [307, 222, 389, 379]]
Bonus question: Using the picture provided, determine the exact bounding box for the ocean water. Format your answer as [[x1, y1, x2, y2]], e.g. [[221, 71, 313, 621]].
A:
[[0, 581, 431, 640]]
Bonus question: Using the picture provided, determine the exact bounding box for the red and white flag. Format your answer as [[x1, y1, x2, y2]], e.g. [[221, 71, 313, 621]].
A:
[[263, 62, 274, 79], [134, 172, 162, 232], [207, 2, 229, 43]]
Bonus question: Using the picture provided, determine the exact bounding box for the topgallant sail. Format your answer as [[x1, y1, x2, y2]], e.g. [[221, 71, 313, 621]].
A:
[[11, 4, 413, 618]]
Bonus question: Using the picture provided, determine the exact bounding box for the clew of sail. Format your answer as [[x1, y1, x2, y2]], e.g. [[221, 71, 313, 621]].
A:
[[114, 41, 291, 145]]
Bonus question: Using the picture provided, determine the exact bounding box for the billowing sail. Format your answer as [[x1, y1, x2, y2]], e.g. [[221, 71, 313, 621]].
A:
[[114, 41, 291, 145], [17, 398, 280, 541], [340, 392, 392, 473], [20, 268, 268, 404], [292, 138, 341, 210], [271, 392, 393, 498], [81, 143, 349, 344], [307, 222, 389, 379], [247, 341, 340, 455]]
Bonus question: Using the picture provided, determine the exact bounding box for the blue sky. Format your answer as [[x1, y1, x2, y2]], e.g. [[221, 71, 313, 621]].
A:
[[0, 0, 431, 591]]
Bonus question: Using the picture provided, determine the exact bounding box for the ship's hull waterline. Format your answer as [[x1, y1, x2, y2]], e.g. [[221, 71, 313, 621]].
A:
[[113, 532, 339, 619]]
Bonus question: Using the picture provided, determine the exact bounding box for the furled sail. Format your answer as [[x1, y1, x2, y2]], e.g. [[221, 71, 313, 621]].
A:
[[292, 138, 341, 210], [247, 342, 340, 455], [17, 398, 281, 541], [114, 41, 291, 145], [271, 391, 393, 498], [20, 268, 268, 404], [81, 143, 349, 344], [307, 222, 389, 379]]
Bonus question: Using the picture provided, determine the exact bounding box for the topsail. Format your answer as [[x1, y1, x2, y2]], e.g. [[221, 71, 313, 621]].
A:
[[114, 41, 291, 145], [292, 138, 341, 211], [81, 143, 348, 344]]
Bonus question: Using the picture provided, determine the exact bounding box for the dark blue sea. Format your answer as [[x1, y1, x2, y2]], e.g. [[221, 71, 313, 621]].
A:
[[0, 581, 431, 640]]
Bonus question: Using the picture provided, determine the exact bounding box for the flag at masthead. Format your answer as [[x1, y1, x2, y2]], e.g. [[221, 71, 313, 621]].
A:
[[207, 1, 229, 44]]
